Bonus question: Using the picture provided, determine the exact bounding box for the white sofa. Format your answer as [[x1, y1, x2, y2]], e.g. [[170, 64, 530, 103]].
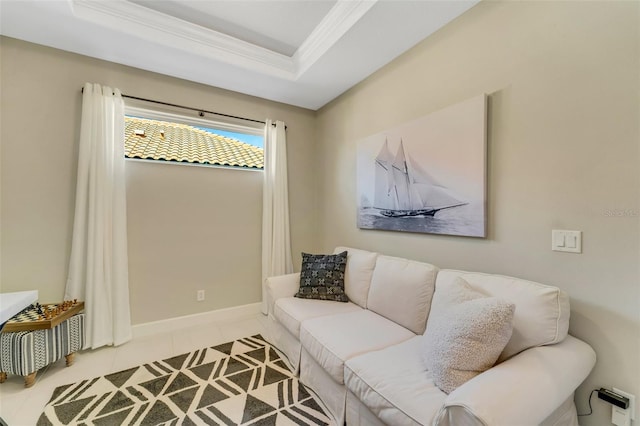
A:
[[264, 247, 596, 426]]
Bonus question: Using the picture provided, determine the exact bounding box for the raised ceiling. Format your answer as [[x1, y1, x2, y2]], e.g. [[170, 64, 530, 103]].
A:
[[129, 0, 338, 56], [0, 0, 478, 110]]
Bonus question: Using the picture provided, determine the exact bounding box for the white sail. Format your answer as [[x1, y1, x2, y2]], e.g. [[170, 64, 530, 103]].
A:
[[373, 139, 396, 209], [372, 138, 466, 215], [411, 184, 465, 210], [391, 140, 413, 210], [407, 155, 464, 209]]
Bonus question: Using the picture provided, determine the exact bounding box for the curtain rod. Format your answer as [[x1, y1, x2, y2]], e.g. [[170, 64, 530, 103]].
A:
[[81, 87, 273, 127]]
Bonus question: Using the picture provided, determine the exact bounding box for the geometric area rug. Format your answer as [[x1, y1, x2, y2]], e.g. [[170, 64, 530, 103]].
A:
[[37, 335, 332, 425]]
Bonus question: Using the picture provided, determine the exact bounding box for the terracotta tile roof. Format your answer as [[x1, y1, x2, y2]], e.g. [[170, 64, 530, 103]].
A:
[[124, 116, 264, 169]]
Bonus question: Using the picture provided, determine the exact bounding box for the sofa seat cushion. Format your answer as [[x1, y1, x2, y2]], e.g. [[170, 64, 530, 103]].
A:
[[300, 310, 415, 384], [273, 297, 362, 338], [345, 336, 447, 426]]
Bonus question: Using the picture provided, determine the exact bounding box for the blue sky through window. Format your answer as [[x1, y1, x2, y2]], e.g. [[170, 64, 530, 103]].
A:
[[197, 127, 264, 149], [125, 115, 263, 149]]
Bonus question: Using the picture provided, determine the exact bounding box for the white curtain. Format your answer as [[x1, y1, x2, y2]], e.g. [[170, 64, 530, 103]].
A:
[[66, 82, 132, 348], [261, 120, 293, 314]]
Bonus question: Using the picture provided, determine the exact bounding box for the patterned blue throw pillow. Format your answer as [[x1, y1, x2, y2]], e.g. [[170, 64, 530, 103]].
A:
[[295, 251, 349, 302]]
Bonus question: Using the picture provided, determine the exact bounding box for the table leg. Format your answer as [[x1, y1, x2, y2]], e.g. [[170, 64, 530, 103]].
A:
[[24, 372, 36, 388], [0, 372, 6, 383], [65, 353, 75, 367]]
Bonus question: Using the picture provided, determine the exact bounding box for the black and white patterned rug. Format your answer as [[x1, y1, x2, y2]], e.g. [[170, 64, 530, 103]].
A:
[[38, 335, 331, 425]]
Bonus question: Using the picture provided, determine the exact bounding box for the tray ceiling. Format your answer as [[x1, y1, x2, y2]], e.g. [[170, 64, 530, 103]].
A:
[[0, 0, 479, 110]]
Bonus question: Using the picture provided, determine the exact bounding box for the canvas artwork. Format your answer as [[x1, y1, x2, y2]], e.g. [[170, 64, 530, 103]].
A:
[[357, 94, 487, 237]]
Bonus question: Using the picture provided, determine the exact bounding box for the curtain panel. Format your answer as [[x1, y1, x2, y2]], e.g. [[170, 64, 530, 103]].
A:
[[66, 82, 132, 348], [261, 120, 293, 314]]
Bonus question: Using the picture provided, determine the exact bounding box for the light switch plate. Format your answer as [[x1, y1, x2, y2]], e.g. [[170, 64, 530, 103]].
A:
[[552, 230, 582, 253]]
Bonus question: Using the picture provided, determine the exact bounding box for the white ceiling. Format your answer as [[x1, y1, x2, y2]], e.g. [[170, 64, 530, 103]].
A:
[[129, 0, 338, 56], [0, 0, 478, 110]]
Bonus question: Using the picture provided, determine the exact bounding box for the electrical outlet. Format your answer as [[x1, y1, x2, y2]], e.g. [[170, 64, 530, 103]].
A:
[[613, 388, 636, 422], [196, 290, 205, 302]]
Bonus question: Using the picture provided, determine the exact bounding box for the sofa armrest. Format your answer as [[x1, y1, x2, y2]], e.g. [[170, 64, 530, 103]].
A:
[[436, 335, 596, 426], [265, 273, 300, 315]]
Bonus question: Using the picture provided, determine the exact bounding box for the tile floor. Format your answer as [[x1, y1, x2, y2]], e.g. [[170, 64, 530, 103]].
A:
[[0, 313, 267, 426]]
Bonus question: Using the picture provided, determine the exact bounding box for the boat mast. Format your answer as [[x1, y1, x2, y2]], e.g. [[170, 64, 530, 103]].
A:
[[374, 139, 396, 210], [392, 140, 414, 210]]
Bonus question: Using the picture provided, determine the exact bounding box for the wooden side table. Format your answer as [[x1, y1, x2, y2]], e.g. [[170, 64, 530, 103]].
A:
[[0, 313, 85, 387]]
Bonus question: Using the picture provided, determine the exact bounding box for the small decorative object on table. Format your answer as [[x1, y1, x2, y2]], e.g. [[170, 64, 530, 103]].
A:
[[1, 300, 84, 332], [0, 301, 85, 387]]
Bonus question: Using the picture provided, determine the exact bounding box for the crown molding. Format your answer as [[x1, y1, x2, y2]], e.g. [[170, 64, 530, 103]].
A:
[[293, 0, 377, 77], [2, 0, 478, 108], [70, 0, 376, 82], [70, 0, 296, 80]]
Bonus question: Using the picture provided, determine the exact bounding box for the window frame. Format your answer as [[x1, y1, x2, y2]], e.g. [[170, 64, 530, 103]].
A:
[[124, 105, 265, 171]]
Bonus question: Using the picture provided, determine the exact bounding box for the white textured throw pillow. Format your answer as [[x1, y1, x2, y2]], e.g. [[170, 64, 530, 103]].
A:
[[423, 277, 515, 394]]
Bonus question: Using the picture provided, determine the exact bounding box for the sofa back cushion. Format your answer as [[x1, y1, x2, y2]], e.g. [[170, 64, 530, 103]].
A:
[[334, 247, 378, 308], [367, 255, 438, 334], [432, 270, 570, 362]]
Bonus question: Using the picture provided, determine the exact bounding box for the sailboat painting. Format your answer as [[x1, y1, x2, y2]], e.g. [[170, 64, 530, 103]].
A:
[[357, 94, 487, 237]]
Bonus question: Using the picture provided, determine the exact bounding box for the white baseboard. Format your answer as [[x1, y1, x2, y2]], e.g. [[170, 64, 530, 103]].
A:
[[132, 302, 262, 339]]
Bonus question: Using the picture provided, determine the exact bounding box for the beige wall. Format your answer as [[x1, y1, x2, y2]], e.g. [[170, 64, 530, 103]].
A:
[[0, 37, 318, 324], [1, 2, 639, 422], [316, 2, 639, 425]]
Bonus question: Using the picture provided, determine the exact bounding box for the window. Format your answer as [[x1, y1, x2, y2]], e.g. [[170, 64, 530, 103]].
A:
[[123, 106, 264, 170]]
